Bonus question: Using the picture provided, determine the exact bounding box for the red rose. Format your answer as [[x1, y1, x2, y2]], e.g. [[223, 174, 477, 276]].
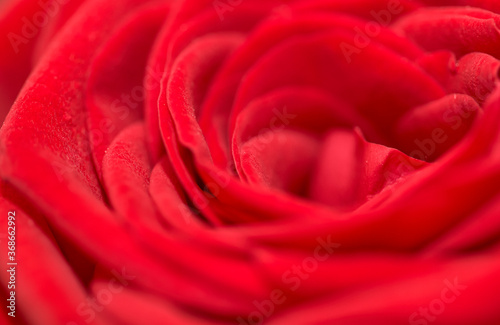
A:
[[1, 0, 500, 324]]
